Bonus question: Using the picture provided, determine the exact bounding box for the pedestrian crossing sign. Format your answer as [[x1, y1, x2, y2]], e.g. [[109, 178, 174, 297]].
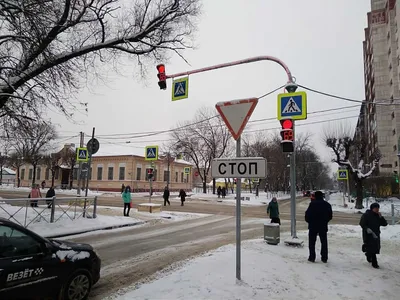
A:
[[184, 167, 190, 174], [76, 147, 88, 162], [145, 145, 159, 161], [172, 77, 189, 101], [277, 91, 307, 121], [337, 169, 348, 180]]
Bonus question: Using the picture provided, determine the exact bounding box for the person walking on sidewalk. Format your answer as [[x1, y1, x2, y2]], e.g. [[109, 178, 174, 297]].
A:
[[163, 186, 170, 206], [267, 197, 280, 225], [122, 186, 132, 217], [305, 190, 333, 263], [45, 186, 56, 208], [179, 189, 186, 206], [359, 203, 388, 269]]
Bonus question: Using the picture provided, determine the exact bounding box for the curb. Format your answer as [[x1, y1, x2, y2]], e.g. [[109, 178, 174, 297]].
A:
[[44, 221, 147, 239]]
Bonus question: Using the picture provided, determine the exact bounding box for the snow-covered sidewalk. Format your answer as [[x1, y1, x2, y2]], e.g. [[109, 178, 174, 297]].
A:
[[107, 224, 400, 300]]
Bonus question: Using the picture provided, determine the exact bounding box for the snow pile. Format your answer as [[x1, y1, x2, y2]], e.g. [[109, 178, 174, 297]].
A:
[[328, 192, 400, 216], [108, 224, 400, 300], [0, 185, 102, 196]]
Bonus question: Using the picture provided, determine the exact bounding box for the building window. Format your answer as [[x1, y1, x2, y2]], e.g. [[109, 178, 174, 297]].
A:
[[393, 129, 396, 135], [28, 169, 33, 180], [45, 168, 50, 180], [119, 167, 125, 180], [21, 169, 25, 180], [108, 167, 114, 180], [396, 161, 398, 167], [55, 168, 59, 180], [186, 174, 189, 183], [73, 168, 78, 180], [163, 170, 170, 182], [394, 145, 397, 152], [36, 167, 41, 180], [392, 111, 395, 119], [97, 167, 103, 180], [181, 172, 184, 182], [175, 172, 178, 182], [136, 167, 141, 181]]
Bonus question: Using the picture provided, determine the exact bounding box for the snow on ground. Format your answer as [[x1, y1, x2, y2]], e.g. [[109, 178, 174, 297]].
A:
[[186, 191, 302, 206], [0, 184, 102, 196], [107, 224, 400, 300], [327, 192, 400, 217]]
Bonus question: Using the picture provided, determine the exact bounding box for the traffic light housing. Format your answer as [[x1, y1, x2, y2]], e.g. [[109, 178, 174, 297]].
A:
[[394, 171, 399, 183], [156, 64, 167, 90], [280, 118, 294, 153], [147, 168, 154, 180]]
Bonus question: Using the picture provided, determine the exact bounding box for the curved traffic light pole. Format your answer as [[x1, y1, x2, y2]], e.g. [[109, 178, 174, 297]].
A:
[[161, 56, 299, 280]]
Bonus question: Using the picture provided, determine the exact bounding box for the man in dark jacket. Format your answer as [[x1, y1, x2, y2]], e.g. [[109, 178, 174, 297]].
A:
[[305, 190, 333, 263], [45, 186, 56, 208], [179, 189, 186, 206], [267, 197, 280, 225], [163, 186, 170, 206], [359, 203, 388, 269]]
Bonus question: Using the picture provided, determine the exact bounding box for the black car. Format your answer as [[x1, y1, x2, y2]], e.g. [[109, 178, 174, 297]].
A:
[[0, 218, 101, 300]]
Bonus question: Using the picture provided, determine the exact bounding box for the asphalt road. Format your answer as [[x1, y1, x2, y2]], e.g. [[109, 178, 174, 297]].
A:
[[0, 190, 362, 299]]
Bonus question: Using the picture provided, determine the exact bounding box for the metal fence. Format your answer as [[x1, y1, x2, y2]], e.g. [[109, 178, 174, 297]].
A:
[[364, 197, 400, 225], [0, 196, 97, 229]]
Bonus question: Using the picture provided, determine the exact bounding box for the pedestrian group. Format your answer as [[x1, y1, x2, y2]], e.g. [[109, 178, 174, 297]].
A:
[[267, 190, 388, 269]]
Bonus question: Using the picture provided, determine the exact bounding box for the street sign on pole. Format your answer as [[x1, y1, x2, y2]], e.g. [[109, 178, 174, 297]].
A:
[[277, 91, 307, 121], [76, 147, 88, 162], [337, 169, 348, 180], [87, 138, 100, 155], [215, 98, 258, 140], [172, 77, 189, 101], [145, 146, 159, 161], [184, 167, 190, 174], [211, 157, 267, 178]]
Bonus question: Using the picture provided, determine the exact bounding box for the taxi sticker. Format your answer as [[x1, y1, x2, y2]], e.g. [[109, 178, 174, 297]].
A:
[[6, 267, 44, 282]]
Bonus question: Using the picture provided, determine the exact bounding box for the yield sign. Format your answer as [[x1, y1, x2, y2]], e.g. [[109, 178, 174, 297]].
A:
[[215, 98, 258, 140]]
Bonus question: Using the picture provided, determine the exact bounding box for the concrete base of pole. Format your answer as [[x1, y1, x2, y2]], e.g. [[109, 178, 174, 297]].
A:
[[284, 237, 304, 247]]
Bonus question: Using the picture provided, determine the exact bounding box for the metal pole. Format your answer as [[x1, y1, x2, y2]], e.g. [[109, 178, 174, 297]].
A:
[[290, 122, 297, 238], [391, 203, 395, 225], [167, 153, 170, 189], [346, 177, 351, 204], [149, 179, 152, 203], [236, 136, 242, 280], [77, 132, 84, 195], [84, 127, 95, 217]]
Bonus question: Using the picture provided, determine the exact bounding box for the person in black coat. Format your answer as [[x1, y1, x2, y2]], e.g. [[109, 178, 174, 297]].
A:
[[45, 186, 55, 208], [179, 189, 186, 206], [359, 203, 388, 269], [305, 190, 333, 263], [163, 186, 170, 206]]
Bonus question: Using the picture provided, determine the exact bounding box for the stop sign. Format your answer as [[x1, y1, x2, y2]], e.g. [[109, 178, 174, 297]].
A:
[[195, 171, 199, 176]]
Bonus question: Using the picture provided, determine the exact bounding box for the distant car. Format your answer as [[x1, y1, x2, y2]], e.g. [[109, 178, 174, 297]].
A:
[[303, 190, 311, 197], [0, 218, 101, 300]]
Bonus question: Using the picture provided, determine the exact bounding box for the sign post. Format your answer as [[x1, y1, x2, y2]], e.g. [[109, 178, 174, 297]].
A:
[[215, 98, 259, 281], [337, 169, 349, 205], [277, 87, 307, 242]]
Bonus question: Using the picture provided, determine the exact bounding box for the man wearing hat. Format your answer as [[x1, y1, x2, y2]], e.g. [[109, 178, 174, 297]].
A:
[[359, 203, 388, 269]]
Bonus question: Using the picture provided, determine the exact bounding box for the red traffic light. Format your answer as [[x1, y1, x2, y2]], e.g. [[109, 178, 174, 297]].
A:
[[147, 168, 153, 174], [281, 119, 293, 129], [156, 64, 165, 73], [156, 64, 167, 90]]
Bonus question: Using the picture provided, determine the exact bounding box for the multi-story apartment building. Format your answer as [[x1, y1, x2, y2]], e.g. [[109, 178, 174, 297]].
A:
[[357, 0, 400, 174]]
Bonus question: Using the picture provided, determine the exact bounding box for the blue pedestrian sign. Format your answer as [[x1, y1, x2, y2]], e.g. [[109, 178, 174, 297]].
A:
[[172, 77, 189, 101], [337, 169, 348, 180], [76, 147, 88, 162], [277, 91, 307, 121], [145, 145, 159, 161]]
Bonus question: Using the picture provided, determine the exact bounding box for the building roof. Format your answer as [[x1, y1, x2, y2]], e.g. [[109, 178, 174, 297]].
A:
[[1, 168, 16, 175]]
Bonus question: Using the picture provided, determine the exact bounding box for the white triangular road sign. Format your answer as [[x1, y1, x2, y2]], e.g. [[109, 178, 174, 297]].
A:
[[174, 83, 185, 96], [282, 97, 301, 113], [216, 98, 258, 140], [79, 150, 87, 159]]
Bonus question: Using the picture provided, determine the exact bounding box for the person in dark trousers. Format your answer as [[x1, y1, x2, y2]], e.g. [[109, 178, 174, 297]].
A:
[[221, 187, 226, 198], [305, 190, 333, 263], [217, 186, 222, 198], [267, 197, 280, 225], [179, 189, 186, 206], [163, 186, 170, 206], [359, 203, 388, 269], [122, 186, 132, 216], [45, 186, 55, 208]]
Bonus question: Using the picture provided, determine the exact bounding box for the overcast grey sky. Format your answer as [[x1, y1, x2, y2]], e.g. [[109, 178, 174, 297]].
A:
[[51, 0, 371, 171]]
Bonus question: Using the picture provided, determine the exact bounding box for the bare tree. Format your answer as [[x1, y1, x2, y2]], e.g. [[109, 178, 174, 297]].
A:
[[42, 152, 62, 188], [60, 146, 77, 189], [324, 124, 380, 209], [0, 0, 200, 123], [7, 151, 24, 187], [13, 122, 57, 186], [171, 107, 232, 193]]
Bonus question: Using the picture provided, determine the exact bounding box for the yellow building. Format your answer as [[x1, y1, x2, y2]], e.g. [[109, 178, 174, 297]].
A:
[[19, 154, 193, 192]]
